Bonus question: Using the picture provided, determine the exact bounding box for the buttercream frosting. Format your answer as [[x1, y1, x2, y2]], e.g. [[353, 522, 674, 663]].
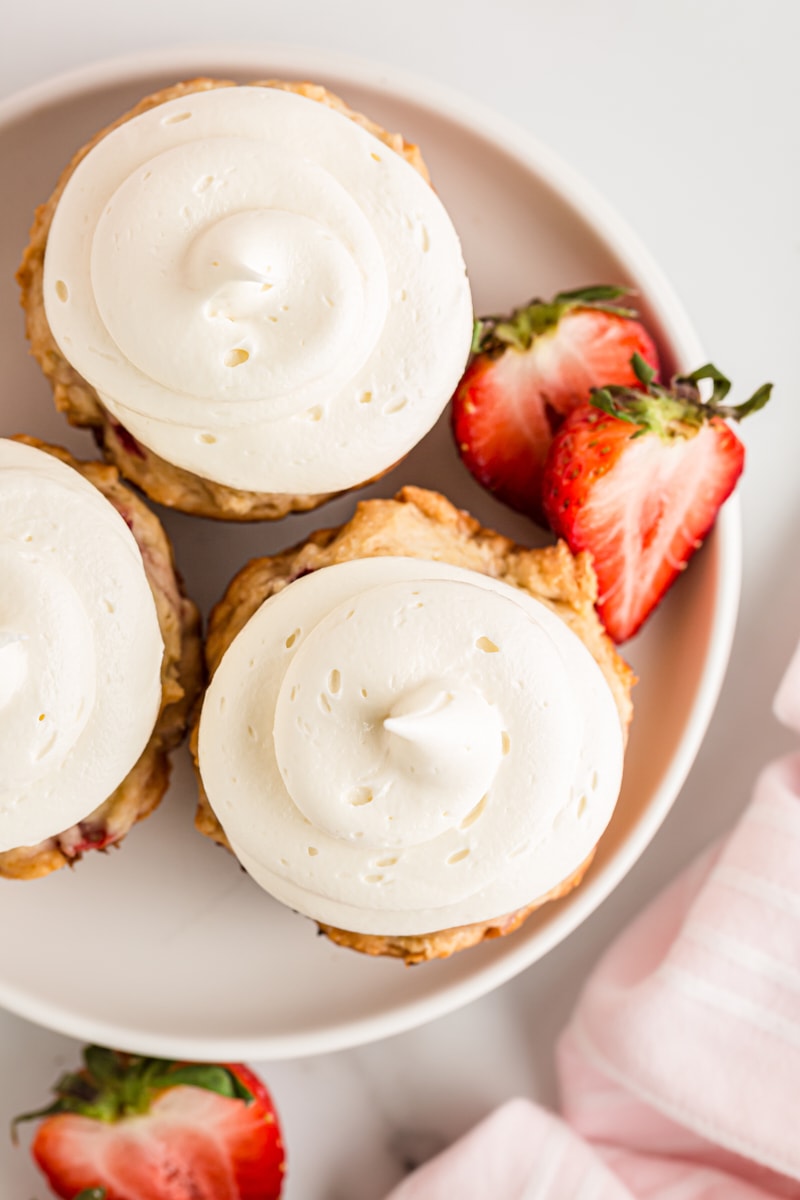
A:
[[0, 440, 163, 849], [198, 557, 624, 935], [43, 86, 474, 494]]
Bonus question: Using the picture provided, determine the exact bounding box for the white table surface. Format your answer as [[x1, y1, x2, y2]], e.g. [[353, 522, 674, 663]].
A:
[[1, 2, 798, 1196]]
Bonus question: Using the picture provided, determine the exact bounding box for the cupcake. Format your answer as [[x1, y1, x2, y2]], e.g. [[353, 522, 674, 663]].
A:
[[18, 79, 473, 520], [193, 487, 634, 963], [0, 437, 202, 879]]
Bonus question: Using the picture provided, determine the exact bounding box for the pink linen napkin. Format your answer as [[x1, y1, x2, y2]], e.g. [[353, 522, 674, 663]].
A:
[[386, 643, 800, 1200]]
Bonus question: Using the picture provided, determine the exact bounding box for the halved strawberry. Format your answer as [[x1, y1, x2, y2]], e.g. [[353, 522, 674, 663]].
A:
[[15, 1045, 285, 1200], [451, 285, 659, 524], [542, 356, 771, 643]]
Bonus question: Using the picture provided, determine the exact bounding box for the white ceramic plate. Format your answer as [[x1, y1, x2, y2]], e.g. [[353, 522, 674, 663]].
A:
[[0, 46, 739, 1061]]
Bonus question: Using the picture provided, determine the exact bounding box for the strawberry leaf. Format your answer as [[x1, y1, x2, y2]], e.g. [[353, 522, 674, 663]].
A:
[[554, 284, 635, 316], [12, 1048, 256, 1139], [677, 364, 772, 421], [682, 362, 732, 404], [83, 1045, 128, 1088], [590, 358, 772, 442], [590, 387, 645, 427], [553, 284, 638, 319], [472, 285, 641, 356], [631, 351, 657, 389], [728, 381, 773, 419], [681, 362, 772, 420], [554, 284, 628, 303], [150, 1064, 252, 1101], [11, 1070, 119, 1137], [11, 1098, 65, 1144], [230, 1070, 258, 1103], [76, 1190, 107, 1199]]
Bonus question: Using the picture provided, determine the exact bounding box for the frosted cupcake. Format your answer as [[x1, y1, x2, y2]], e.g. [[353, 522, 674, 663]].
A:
[[194, 487, 634, 963], [0, 437, 202, 879], [18, 79, 473, 520]]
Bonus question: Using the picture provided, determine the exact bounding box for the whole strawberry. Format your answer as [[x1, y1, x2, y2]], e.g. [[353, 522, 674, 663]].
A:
[[542, 355, 771, 643], [451, 285, 659, 524], [15, 1045, 285, 1200]]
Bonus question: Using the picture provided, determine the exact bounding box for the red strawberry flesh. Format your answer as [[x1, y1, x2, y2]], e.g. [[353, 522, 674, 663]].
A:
[[452, 287, 659, 524], [18, 1048, 285, 1200], [33, 1084, 279, 1200], [542, 360, 770, 642], [548, 413, 742, 641]]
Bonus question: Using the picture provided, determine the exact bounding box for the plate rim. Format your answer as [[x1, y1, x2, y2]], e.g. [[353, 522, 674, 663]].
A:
[[0, 42, 741, 1060]]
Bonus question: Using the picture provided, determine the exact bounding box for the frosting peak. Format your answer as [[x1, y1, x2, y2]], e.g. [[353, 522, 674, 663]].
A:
[[383, 682, 504, 819], [271, 578, 512, 850]]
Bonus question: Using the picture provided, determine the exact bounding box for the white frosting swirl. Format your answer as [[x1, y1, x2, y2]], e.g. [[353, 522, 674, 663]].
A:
[[43, 87, 474, 493], [198, 558, 624, 935], [0, 440, 163, 849]]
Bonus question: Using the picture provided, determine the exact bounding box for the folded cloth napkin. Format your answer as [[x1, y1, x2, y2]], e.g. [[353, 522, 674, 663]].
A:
[[386, 643, 800, 1200]]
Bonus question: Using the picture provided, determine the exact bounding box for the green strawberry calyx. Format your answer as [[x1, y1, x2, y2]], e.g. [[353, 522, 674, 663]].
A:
[[590, 353, 772, 439], [471, 284, 639, 357], [12, 1045, 255, 1138]]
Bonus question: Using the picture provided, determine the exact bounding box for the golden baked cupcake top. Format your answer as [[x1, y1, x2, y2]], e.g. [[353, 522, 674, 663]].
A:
[[193, 486, 634, 962], [19, 79, 473, 519]]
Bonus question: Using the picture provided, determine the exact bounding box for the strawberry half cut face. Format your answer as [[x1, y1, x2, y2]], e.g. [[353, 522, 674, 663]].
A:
[[451, 285, 660, 525], [542, 355, 771, 642], [15, 1046, 286, 1200]]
